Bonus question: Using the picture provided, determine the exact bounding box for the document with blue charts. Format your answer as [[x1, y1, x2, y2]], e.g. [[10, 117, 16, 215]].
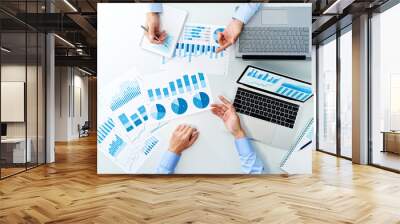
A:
[[142, 70, 213, 123], [97, 67, 166, 173], [239, 67, 313, 102], [161, 23, 229, 76], [140, 6, 187, 58]]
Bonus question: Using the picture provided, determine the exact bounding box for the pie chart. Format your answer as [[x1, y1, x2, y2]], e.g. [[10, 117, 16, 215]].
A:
[[171, 98, 188, 115], [213, 27, 225, 45], [193, 92, 210, 109], [150, 104, 166, 120]]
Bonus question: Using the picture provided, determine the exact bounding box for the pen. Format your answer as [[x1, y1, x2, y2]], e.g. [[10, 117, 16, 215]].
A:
[[299, 141, 312, 151], [141, 25, 168, 47]]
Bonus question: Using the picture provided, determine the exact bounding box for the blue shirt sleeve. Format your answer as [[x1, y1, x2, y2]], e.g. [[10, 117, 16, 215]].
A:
[[147, 3, 163, 13], [156, 150, 180, 174], [232, 3, 261, 24], [234, 137, 264, 174]]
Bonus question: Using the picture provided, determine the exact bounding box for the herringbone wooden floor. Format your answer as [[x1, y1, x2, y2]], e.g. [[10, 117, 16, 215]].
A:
[[1, 135, 400, 224]]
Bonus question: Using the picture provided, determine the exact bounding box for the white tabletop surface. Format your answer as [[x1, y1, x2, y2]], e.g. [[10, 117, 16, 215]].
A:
[[98, 3, 312, 174]]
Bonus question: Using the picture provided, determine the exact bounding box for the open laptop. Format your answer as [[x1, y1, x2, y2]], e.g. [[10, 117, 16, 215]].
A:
[[233, 65, 313, 149], [235, 3, 312, 59]]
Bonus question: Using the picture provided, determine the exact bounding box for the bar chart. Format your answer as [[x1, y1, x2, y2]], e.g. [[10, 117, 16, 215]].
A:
[[276, 83, 312, 101], [182, 25, 212, 43], [147, 72, 207, 102], [173, 42, 223, 62], [245, 68, 281, 85], [110, 81, 141, 111], [117, 105, 148, 133], [108, 135, 126, 157], [98, 118, 115, 144], [161, 23, 229, 76], [143, 71, 212, 123], [240, 67, 313, 102], [142, 136, 159, 156], [173, 24, 225, 61]]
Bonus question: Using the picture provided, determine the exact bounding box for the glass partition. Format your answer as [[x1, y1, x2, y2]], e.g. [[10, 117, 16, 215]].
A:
[[370, 3, 400, 171], [0, 1, 46, 179], [1, 31, 28, 177], [317, 36, 337, 155], [339, 28, 352, 158]]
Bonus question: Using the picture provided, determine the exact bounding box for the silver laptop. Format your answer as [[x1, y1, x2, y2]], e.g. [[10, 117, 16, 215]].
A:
[[235, 3, 312, 59], [233, 65, 313, 149]]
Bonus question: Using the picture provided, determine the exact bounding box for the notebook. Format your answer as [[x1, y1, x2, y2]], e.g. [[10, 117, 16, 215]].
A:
[[280, 118, 314, 174], [140, 5, 187, 58]]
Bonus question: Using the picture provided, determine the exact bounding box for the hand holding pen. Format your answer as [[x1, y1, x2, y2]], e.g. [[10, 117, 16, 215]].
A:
[[144, 12, 168, 46]]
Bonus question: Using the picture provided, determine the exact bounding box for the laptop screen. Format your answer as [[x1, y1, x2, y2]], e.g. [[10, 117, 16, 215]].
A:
[[237, 66, 313, 103]]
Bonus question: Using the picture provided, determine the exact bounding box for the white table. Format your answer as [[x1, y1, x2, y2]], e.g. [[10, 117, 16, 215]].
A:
[[98, 3, 312, 174], [1, 138, 31, 163]]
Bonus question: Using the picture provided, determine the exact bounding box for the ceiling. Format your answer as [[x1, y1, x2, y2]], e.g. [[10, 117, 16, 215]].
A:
[[0, 0, 393, 75]]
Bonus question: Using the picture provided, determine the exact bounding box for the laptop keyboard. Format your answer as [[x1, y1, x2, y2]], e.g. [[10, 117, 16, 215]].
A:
[[233, 88, 299, 128], [238, 27, 309, 54]]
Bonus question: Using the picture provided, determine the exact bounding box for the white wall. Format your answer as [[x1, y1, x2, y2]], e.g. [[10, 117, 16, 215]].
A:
[[54, 67, 89, 141], [1, 65, 40, 138], [1, 65, 27, 141]]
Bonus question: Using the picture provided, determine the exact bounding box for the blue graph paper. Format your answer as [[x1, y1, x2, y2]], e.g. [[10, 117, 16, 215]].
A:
[[110, 81, 141, 111], [98, 118, 115, 144]]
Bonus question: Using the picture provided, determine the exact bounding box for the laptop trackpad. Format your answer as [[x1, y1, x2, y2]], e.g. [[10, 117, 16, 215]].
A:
[[240, 115, 274, 144]]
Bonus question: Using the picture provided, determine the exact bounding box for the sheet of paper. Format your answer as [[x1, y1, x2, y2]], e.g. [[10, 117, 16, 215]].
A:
[[141, 70, 213, 123], [98, 67, 166, 173], [161, 23, 229, 76], [280, 119, 314, 174], [140, 6, 187, 58]]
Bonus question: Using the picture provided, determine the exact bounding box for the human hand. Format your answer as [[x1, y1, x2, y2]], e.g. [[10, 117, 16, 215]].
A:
[[145, 12, 167, 44], [216, 19, 244, 53], [168, 124, 199, 155], [211, 96, 246, 139]]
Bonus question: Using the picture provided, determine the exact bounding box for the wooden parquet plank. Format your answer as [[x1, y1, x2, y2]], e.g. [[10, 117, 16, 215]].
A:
[[0, 134, 400, 223]]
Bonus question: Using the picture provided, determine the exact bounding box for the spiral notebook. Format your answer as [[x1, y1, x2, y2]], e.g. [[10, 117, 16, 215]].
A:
[[280, 118, 314, 174]]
